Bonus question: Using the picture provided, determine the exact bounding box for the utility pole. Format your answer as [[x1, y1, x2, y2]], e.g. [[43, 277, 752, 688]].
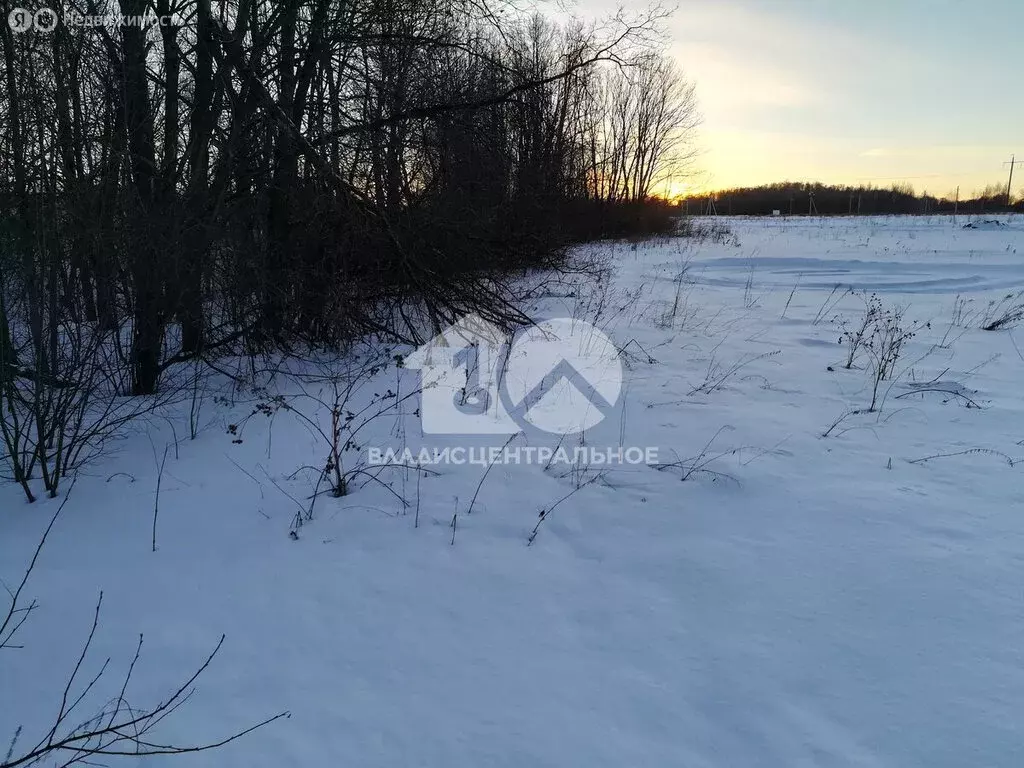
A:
[[1005, 155, 1019, 207]]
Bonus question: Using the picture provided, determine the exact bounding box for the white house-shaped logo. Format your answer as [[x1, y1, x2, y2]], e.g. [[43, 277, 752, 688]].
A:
[[406, 314, 623, 436], [405, 314, 520, 435]]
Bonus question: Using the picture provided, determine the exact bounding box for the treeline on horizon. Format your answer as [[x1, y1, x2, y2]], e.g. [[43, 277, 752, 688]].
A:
[[681, 181, 1024, 216]]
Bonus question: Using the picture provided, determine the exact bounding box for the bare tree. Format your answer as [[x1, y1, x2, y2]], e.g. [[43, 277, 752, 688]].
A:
[[0, 0, 698, 503]]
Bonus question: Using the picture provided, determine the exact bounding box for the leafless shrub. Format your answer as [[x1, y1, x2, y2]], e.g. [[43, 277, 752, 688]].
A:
[[527, 475, 603, 546], [780, 274, 802, 319], [821, 410, 855, 438], [742, 263, 757, 308], [187, 359, 217, 441], [616, 339, 660, 368], [688, 350, 782, 396], [862, 303, 927, 412], [239, 349, 421, 529], [894, 381, 981, 409], [0, 297, 184, 503], [833, 292, 880, 369], [981, 291, 1024, 331], [466, 435, 518, 516], [812, 284, 852, 325], [1, 490, 286, 767], [908, 448, 1017, 467], [655, 254, 695, 329], [652, 426, 741, 483], [937, 294, 975, 348]]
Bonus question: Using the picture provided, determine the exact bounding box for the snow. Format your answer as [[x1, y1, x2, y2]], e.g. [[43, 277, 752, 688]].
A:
[[3, 214, 1024, 766]]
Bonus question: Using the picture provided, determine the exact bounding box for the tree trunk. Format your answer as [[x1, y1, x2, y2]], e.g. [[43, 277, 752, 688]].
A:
[[120, 0, 162, 394]]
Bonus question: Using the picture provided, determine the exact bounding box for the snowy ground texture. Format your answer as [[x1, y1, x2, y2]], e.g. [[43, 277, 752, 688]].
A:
[[4, 214, 1024, 767]]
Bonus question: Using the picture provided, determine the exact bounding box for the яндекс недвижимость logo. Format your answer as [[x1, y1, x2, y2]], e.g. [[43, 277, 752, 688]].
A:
[[405, 314, 623, 436]]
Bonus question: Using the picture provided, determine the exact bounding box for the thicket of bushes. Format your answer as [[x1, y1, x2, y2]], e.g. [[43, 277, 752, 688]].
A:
[[0, 0, 699, 500]]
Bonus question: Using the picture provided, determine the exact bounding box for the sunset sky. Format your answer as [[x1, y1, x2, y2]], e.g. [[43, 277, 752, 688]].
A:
[[579, 0, 1023, 197]]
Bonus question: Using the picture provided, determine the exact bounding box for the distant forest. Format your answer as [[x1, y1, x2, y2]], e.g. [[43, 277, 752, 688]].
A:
[[681, 182, 1024, 217]]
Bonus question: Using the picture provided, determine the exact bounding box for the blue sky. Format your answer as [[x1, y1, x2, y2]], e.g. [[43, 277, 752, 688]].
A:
[[577, 0, 1023, 196]]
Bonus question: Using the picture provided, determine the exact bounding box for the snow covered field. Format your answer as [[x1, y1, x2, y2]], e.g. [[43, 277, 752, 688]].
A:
[[4, 214, 1024, 766]]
